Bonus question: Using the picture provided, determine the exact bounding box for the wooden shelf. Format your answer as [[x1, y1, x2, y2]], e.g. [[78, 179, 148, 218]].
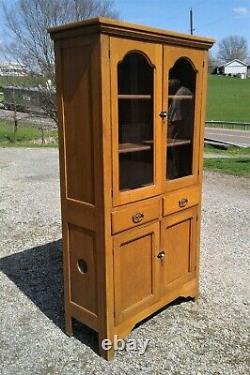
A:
[[118, 94, 152, 100], [168, 95, 193, 99], [143, 139, 191, 147], [167, 139, 191, 146], [119, 143, 151, 153]]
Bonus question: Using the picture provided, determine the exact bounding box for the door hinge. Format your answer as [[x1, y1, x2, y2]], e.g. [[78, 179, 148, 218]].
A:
[[108, 49, 111, 59], [196, 215, 199, 222], [203, 60, 205, 67]]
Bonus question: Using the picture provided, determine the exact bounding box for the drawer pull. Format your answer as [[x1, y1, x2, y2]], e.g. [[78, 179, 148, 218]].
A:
[[132, 212, 144, 223], [179, 198, 188, 208]]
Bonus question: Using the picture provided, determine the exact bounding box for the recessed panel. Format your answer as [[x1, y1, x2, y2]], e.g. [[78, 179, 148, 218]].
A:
[[69, 224, 97, 314], [62, 45, 94, 203]]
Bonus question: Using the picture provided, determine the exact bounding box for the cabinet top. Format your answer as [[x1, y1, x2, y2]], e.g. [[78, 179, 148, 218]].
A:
[[48, 17, 214, 50]]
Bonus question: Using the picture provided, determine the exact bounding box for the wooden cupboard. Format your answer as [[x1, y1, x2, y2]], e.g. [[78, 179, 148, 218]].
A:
[[49, 17, 214, 360]]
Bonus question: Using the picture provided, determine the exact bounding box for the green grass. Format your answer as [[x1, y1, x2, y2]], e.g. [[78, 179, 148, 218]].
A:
[[0, 120, 58, 147], [206, 75, 250, 122], [204, 157, 250, 176], [0, 75, 44, 89], [204, 145, 250, 156]]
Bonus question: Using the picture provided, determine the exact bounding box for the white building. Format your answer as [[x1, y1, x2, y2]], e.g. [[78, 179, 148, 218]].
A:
[[0, 62, 28, 77], [217, 59, 247, 79]]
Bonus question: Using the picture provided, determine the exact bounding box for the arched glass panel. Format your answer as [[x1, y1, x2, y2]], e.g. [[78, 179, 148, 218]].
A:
[[166, 58, 196, 180], [118, 52, 154, 191]]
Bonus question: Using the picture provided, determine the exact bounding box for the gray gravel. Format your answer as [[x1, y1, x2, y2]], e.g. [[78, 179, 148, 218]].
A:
[[0, 147, 249, 375]]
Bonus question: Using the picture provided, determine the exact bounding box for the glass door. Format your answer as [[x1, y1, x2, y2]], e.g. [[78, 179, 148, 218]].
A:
[[162, 46, 204, 192], [110, 38, 162, 206]]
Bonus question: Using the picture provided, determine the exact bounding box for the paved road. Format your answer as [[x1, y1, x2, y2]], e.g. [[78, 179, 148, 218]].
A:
[[0, 109, 56, 127], [205, 127, 250, 147]]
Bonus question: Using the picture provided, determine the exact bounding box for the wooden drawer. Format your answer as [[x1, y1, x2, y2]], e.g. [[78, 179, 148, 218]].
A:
[[112, 197, 161, 234], [163, 186, 200, 216]]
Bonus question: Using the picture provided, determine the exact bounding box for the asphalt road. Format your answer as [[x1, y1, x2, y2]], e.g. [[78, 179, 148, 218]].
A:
[[205, 127, 250, 147], [1, 108, 249, 147], [0, 109, 56, 128]]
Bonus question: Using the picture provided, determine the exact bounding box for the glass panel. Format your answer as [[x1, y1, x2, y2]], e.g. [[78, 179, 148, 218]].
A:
[[166, 59, 196, 180], [118, 53, 154, 191]]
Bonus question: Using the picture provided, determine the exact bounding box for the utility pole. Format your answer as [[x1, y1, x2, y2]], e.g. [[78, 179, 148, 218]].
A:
[[190, 8, 195, 35]]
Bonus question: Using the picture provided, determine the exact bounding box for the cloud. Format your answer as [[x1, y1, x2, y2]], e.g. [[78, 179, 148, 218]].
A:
[[233, 7, 250, 16]]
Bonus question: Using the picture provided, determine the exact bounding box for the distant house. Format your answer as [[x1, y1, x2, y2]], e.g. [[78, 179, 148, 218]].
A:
[[217, 59, 247, 79], [0, 62, 28, 77]]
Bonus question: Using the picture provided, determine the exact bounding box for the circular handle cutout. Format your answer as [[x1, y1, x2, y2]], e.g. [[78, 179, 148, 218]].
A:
[[77, 259, 88, 274]]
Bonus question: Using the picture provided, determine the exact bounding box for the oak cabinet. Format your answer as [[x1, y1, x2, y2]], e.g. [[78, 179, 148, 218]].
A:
[[49, 17, 214, 360]]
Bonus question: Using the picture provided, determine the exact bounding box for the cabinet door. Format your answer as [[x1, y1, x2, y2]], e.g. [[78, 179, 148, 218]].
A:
[[113, 223, 160, 325], [110, 38, 162, 206], [162, 46, 204, 192], [160, 206, 198, 294]]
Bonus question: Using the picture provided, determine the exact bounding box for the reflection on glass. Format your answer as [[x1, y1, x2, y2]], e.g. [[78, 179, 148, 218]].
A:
[[118, 53, 154, 191], [167, 59, 196, 180]]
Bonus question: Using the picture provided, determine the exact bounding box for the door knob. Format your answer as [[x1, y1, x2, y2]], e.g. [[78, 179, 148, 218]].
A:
[[157, 250, 166, 259], [159, 111, 168, 119]]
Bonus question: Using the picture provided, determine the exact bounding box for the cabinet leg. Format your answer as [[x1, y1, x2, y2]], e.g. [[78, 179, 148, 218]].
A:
[[191, 287, 200, 302], [192, 294, 199, 302], [65, 315, 73, 336], [98, 333, 115, 361]]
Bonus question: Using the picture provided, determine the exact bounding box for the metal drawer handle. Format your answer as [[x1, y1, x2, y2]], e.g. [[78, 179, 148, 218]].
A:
[[157, 250, 166, 259], [179, 198, 188, 208], [132, 212, 144, 223]]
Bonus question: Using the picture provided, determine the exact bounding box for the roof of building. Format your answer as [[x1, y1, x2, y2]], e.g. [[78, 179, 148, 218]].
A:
[[219, 59, 247, 68]]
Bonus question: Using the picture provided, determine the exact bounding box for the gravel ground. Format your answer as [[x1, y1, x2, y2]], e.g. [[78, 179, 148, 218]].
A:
[[0, 147, 249, 375]]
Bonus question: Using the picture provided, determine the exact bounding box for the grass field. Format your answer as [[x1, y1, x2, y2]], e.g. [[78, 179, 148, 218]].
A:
[[0, 120, 57, 146], [204, 144, 250, 156], [204, 145, 250, 176], [0, 75, 43, 88], [206, 75, 250, 122], [204, 158, 250, 177]]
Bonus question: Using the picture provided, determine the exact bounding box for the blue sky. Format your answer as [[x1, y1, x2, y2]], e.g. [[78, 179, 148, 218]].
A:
[[115, 0, 250, 56], [0, 0, 249, 59]]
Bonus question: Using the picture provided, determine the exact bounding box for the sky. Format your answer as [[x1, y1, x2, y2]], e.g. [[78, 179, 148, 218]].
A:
[[0, 0, 249, 60], [115, 0, 250, 57]]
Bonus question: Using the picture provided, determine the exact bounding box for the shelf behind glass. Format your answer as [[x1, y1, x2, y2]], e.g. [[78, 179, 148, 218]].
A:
[[119, 143, 151, 153], [143, 139, 191, 147], [118, 94, 152, 100]]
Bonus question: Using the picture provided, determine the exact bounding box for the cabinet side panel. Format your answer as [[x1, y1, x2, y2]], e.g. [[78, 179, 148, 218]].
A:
[[62, 45, 94, 204], [54, 37, 101, 334], [68, 224, 97, 314]]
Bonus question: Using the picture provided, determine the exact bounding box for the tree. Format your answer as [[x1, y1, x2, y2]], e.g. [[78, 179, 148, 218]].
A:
[[1, 0, 119, 121], [217, 35, 248, 63], [208, 50, 218, 74]]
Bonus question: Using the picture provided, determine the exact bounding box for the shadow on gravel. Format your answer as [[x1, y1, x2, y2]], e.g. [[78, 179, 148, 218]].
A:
[[0, 240, 98, 354]]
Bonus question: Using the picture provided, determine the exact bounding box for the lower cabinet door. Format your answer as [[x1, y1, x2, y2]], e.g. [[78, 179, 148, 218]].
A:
[[160, 206, 198, 294], [114, 222, 160, 325]]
